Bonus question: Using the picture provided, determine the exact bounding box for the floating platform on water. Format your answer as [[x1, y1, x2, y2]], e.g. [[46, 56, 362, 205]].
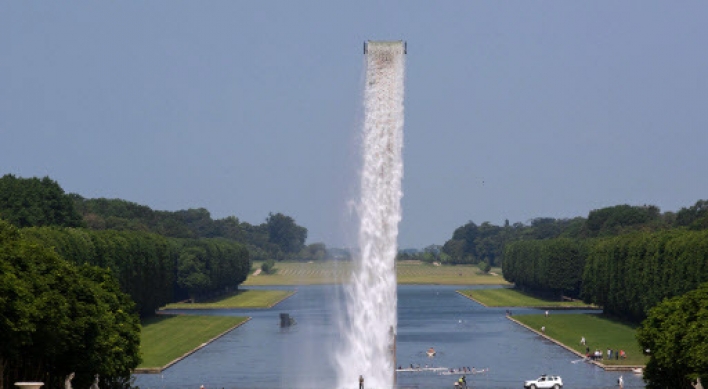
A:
[[396, 367, 448, 373]]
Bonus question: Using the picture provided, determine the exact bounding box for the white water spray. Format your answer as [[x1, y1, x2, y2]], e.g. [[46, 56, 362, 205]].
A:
[[336, 41, 406, 389]]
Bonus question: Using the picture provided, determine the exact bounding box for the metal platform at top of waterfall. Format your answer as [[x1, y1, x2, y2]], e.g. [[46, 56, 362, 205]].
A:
[[364, 40, 407, 54]]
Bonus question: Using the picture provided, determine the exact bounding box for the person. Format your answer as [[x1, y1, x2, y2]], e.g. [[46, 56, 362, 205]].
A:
[[458, 375, 467, 389], [618, 375, 624, 388], [200, 386, 205, 389], [607, 348, 612, 360], [359, 375, 364, 389], [64, 372, 74, 389], [541, 326, 545, 334], [581, 336, 586, 345], [90, 374, 100, 389], [620, 349, 626, 359], [545, 310, 549, 317]]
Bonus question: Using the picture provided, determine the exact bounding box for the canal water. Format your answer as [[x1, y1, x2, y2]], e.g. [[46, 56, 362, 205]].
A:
[[133, 285, 645, 389]]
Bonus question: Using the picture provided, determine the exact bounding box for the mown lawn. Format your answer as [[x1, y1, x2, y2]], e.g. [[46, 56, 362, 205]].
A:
[[513, 313, 647, 366], [459, 288, 595, 308], [139, 315, 248, 369], [243, 261, 510, 286], [161, 289, 294, 309]]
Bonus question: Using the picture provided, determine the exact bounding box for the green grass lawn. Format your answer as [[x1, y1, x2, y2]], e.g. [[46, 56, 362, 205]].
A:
[[244, 260, 510, 286], [139, 315, 249, 369], [160, 289, 294, 310], [513, 313, 647, 366], [459, 288, 595, 308]]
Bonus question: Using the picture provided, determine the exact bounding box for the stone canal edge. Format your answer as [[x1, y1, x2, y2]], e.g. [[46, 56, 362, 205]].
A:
[[506, 316, 645, 372], [133, 317, 252, 374]]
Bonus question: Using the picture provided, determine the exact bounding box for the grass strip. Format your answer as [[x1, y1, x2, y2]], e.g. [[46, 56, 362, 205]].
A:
[[459, 288, 596, 308], [161, 290, 294, 310], [512, 313, 647, 366], [139, 315, 249, 369], [244, 261, 509, 286]]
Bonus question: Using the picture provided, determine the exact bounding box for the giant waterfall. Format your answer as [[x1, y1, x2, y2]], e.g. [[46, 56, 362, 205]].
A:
[[336, 41, 406, 389]]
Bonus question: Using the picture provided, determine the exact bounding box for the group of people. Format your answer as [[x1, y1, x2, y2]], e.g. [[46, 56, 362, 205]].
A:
[[585, 346, 626, 360], [580, 337, 627, 360], [448, 367, 474, 374]]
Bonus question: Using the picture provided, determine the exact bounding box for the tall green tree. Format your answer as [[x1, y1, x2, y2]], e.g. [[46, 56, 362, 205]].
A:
[[0, 175, 83, 228], [266, 213, 307, 255], [0, 219, 141, 389], [637, 282, 708, 389]]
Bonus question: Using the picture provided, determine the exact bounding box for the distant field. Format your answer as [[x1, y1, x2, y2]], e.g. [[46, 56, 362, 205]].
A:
[[243, 261, 509, 286], [139, 315, 248, 369], [161, 289, 294, 310], [459, 288, 596, 308], [512, 313, 647, 366]]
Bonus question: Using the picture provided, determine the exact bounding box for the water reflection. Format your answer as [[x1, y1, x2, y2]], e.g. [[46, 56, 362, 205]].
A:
[[134, 285, 645, 389]]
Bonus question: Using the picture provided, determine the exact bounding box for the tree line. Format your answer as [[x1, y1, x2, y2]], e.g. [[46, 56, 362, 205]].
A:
[[0, 220, 140, 389], [71, 195, 316, 262], [502, 227, 708, 323], [20, 227, 250, 316], [437, 203, 687, 267], [0, 174, 259, 388], [491, 203, 708, 388]]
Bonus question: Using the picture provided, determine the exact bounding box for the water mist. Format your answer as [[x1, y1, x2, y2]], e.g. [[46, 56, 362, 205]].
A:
[[336, 41, 406, 389]]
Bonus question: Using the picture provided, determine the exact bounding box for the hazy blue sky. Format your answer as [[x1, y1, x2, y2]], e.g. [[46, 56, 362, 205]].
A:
[[2, 2, 707, 249]]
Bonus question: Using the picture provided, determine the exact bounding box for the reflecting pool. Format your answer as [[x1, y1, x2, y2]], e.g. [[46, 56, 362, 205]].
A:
[[134, 285, 645, 389]]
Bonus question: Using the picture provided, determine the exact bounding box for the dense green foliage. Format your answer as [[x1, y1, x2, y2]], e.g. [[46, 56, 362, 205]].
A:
[[21, 228, 175, 316], [637, 282, 708, 388], [675, 199, 708, 230], [0, 220, 140, 389], [73, 196, 312, 262], [585, 204, 662, 237], [21, 228, 251, 315], [503, 238, 587, 298], [440, 203, 680, 267], [174, 238, 250, 300], [582, 230, 708, 322], [439, 218, 588, 266], [0, 174, 84, 228], [260, 258, 276, 274]]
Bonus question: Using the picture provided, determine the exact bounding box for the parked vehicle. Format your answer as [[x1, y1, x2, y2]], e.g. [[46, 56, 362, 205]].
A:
[[523, 374, 563, 389]]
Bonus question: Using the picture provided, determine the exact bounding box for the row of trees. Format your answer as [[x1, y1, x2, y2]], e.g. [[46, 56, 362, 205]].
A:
[[502, 238, 587, 299], [494, 205, 708, 387], [0, 220, 140, 389], [72, 196, 310, 262], [502, 229, 708, 322], [581, 229, 708, 322], [21, 227, 251, 316], [440, 202, 702, 267], [0, 175, 84, 228], [0, 175, 257, 388]]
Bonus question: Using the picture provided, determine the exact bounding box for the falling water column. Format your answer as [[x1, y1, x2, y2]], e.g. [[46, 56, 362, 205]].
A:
[[336, 40, 406, 389]]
